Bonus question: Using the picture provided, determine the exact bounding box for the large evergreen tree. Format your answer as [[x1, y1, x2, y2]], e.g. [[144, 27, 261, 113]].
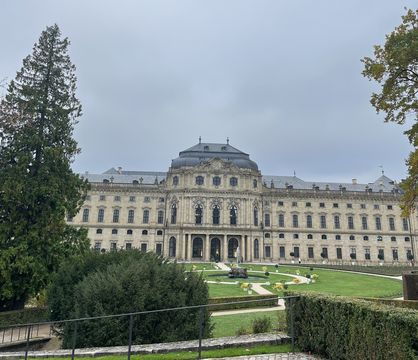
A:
[[0, 24, 89, 311]]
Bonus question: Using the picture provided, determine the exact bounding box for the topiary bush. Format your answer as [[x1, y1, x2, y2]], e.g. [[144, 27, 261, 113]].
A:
[[286, 293, 418, 359], [48, 250, 211, 348]]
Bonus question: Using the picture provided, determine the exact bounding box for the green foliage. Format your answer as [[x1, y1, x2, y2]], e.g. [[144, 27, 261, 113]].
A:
[[0, 24, 89, 311], [235, 325, 250, 336], [251, 316, 272, 334], [287, 294, 418, 359], [48, 250, 211, 348], [362, 9, 418, 216], [0, 307, 48, 328]]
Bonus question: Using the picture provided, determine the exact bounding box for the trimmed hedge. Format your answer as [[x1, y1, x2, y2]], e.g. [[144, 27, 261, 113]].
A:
[[208, 295, 277, 311], [286, 294, 418, 359], [0, 307, 49, 328], [363, 298, 418, 311]]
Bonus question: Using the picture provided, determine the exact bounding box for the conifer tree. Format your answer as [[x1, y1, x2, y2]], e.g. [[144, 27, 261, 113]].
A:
[[0, 24, 89, 311]]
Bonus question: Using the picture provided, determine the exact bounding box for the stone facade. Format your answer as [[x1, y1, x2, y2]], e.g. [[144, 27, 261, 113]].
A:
[[69, 142, 417, 264]]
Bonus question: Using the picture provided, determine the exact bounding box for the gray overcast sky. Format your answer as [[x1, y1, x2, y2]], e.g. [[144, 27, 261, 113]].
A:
[[1, 1, 416, 184]]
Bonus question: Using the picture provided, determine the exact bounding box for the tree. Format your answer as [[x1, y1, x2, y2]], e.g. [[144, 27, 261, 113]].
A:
[[362, 9, 418, 216], [0, 24, 89, 311], [48, 250, 211, 348]]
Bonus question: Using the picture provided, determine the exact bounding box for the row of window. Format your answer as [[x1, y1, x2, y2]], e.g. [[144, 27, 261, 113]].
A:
[[273, 233, 411, 242], [172, 176, 258, 188], [255, 244, 412, 261], [278, 201, 394, 210], [78, 208, 167, 224], [95, 228, 164, 236], [88, 195, 164, 203], [274, 214, 407, 231]]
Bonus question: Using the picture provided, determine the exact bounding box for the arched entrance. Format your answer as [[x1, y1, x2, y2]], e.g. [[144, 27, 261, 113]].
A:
[[192, 237, 203, 258], [210, 238, 221, 262], [228, 238, 239, 259]]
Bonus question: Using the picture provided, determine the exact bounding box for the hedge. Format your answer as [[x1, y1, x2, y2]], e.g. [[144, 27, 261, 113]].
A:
[[363, 298, 418, 311], [286, 294, 418, 360], [208, 295, 278, 311], [0, 307, 49, 328]]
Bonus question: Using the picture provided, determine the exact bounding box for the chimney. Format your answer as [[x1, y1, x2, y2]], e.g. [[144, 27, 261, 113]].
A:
[[352, 178, 357, 184]]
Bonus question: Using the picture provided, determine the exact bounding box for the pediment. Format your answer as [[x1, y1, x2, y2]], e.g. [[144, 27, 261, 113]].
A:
[[196, 157, 240, 172]]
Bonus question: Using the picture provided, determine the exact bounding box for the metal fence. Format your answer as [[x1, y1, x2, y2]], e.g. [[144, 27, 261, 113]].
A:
[[0, 295, 299, 360]]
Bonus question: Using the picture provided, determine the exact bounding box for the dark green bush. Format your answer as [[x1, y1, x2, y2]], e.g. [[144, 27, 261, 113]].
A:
[[286, 294, 418, 360], [0, 307, 48, 328], [252, 316, 272, 334], [48, 250, 211, 348]]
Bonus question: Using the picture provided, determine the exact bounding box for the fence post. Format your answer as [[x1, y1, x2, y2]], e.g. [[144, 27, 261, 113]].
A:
[[10, 327, 14, 342], [290, 297, 295, 353], [197, 306, 204, 360], [24, 325, 31, 360], [127, 314, 133, 360], [71, 321, 78, 360]]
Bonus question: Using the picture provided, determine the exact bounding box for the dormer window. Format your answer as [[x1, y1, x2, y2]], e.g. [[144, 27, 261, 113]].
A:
[[173, 176, 179, 186], [221, 146, 227, 151], [204, 146, 209, 151]]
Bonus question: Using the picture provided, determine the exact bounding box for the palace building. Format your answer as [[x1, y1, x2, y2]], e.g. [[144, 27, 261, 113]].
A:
[[69, 141, 417, 264]]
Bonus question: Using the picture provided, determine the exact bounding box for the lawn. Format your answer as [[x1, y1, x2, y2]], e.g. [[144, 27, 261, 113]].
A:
[[212, 310, 286, 337], [203, 270, 292, 283], [208, 283, 255, 297]]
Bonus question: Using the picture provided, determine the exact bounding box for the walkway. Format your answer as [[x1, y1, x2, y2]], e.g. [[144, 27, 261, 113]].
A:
[[217, 262, 232, 271], [212, 307, 281, 317], [205, 354, 322, 359]]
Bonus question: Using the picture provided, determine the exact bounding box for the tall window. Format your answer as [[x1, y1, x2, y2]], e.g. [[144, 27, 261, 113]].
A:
[[375, 217, 382, 230], [253, 207, 259, 226], [336, 248, 342, 259], [143, 209, 149, 224], [334, 215, 340, 229], [172, 176, 179, 186], [264, 213, 270, 227], [171, 204, 177, 224], [213, 176, 221, 186], [308, 247, 314, 259], [82, 208, 89, 222], [230, 177, 238, 186], [392, 249, 399, 261], [279, 246, 285, 258], [389, 217, 395, 231], [321, 248, 328, 259], [169, 237, 176, 257], [97, 208, 104, 223], [402, 218, 409, 231], [195, 204, 203, 225], [320, 215, 326, 229], [348, 216, 354, 229], [230, 205, 237, 225], [254, 239, 259, 259], [361, 216, 368, 230], [278, 214, 285, 227], [157, 210, 164, 224], [196, 176, 204, 185], [365, 248, 371, 260], [306, 215, 312, 228], [192, 237, 203, 258], [128, 209, 135, 224], [112, 209, 119, 223], [378, 248, 385, 260], [292, 214, 299, 228], [293, 246, 300, 258], [253, 179, 257, 188], [213, 205, 220, 225]]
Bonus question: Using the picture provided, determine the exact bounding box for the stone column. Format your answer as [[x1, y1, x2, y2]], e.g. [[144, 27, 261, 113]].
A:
[[223, 236, 228, 262], [205, 234, 210, 261]]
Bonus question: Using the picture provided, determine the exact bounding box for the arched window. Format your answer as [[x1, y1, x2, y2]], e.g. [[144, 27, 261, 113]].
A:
[[213, 176, 221, 186], [363, 236, 369, 241], [195, 204, 203, 225], [196, 176, 204, 185], [278, 214, 285, 227], [171, 204, 177, 224], [292, 214, 299, 228], [321, 234, 327, 240], [97, 208, 105, 223], [192, 237, 203, 258], [82, 208, 89, 222], [157, 210, 164, 224], [265, 233, 270, 238], [127, 229, 133, 235], [112, 209, 119, 223], [143, 209, 149, 224], [169, 237, 176, 257], [253, 179, 257, 188], [213, 205, 220, 225], [254, 239, 259, 259], [172, 176, 179, 186], [228, 238, 239, 258], [157, 230, 163, 236], [307, 234, 313, 239], [230, 205, 237, 225], [253, 207, 258, 226], [142, 230, 148, 235], [111, 228, 118, 235], [349, 235, 355, 240], [230, 177, 238, 186], [96, 228, 102, 234], [306, 215, 312, 228]]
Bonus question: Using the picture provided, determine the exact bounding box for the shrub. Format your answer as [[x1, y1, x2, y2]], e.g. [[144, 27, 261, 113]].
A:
[[236, 325, 250, 336], [286, 294, 418, 360], [252, 316, 272, 334], [265, 271, 270, 276], [49, 250, 211, 348], [0, 307, 48, 328], [208, 295, 277, 311]]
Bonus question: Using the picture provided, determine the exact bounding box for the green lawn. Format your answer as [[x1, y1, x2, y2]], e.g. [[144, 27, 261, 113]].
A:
[[203, 270, 292, 284], [30, 344, 294, 360], [182, 262, 219, 271], [212, 310, 286, 337], [208, 283, 255, 297]]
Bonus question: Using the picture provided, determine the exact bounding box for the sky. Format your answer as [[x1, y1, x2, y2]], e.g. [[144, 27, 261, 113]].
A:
[[1, 1, 416, 184]]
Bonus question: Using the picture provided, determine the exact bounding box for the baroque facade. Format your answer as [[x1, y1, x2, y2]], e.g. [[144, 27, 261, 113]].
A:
[[70, 141, 417, 264]]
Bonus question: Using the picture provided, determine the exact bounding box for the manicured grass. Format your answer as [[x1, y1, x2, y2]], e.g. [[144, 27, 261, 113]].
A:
[[30, 344, 294, 360], [212, 310, 286, 337], [208, 283, 255, 297], [247, 264, 402, 298], [181, 262, 218, 271], [203, 271, 292, 284]]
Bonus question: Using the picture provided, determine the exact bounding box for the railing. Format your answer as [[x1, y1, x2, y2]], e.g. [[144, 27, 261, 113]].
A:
[[0, 296, 299, 360]]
